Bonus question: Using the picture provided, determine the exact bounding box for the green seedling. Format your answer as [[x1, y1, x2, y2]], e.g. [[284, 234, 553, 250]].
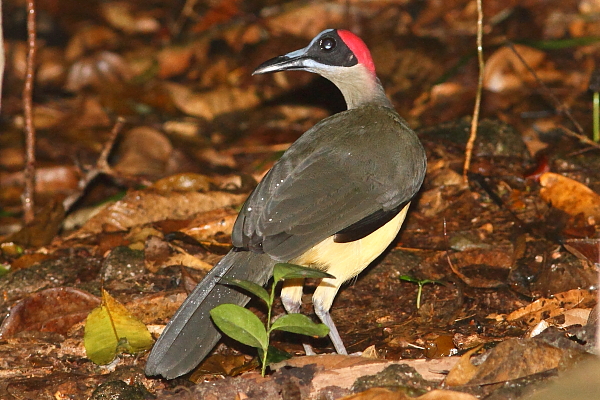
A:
[[399, 275, 444, 309], [210, 263, 332, 376], [590, 69, 600, 142]]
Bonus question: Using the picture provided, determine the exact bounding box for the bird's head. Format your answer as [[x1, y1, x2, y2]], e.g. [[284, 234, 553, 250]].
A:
[[253, 29, 390, 109]]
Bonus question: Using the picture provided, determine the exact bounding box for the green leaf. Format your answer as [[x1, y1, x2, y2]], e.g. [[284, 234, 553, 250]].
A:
[[84, 289, 154, 365], [399, 275, 419, 283], [273, 263, 335, 283], [210, 304, 268, 350], [271, 314, 330, 337], [219, 277, 270, 304]]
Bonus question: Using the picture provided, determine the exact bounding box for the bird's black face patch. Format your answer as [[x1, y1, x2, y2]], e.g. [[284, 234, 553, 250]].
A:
[[304, 31, 358, 68]]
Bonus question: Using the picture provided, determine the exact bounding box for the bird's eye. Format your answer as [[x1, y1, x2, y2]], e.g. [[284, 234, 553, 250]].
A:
[[320, 37, 336, 52]]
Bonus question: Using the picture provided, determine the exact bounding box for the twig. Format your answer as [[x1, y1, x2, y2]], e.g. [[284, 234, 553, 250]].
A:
[[0, 0, 5, 114], [62, 117, 125, 212], [172, 0, 199, 37], [462, 0, 484, 185], [506, 41, 585, 135], [559, 125, 600, 151], [22, 0, 37, 224]]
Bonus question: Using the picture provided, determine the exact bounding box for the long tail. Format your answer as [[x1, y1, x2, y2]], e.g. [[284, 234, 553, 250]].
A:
[[145, 250, 274, 379]]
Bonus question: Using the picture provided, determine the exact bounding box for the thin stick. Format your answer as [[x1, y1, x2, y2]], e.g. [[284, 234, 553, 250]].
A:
[[172, 0, 199, 37], [560, 125, 600, 151], [462, 0, 484, 185], [507, 41, 585, 135], [22, 0, 37, 224], [62, 117, 125, 212], [593, 91, 599, 142], [0, 0, 5, 114]]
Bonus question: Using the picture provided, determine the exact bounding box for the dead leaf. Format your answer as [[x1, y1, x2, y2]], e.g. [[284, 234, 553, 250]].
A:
[[273, 354, 458, 387], [490, 288, 596, 325], [65, 51, 132, 92], [445, 346, 483, 386], [71, 190, 247, 237], [112, 127, 173, 176], [181, 208, 238, 242], [64, 25, 119, 61], [124, 291, 187, 324], [539, 172, 600, 220], [341, 387, 410, 400], [467, 339, 567, 386], [191, 354, 252, 380], [416, 390, 479, 400], [447, 248, 513, 288], [265, 3, 347, 39], [152, 173, 212, 193], [484, 45, 546, 92], [166, 253, 214, 271], [100, 2, 160, 34], [189, 0, 242, 33], [5, 200, 65, 247], [156, 45, 195, 79], [164, 82, 261, 120], [0, 287, 100, 338], [563, 238, 600, 265]]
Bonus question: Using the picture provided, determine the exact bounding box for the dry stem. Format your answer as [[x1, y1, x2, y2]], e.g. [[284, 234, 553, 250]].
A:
[[22, 0, 37, 224], [463, 0, 484, 185]]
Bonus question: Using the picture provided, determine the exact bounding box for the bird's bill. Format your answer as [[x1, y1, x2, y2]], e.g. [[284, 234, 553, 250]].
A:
[[252, 47, 313, 75]]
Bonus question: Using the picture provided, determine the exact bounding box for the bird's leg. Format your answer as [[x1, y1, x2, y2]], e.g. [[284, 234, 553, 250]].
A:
[[313, 277, 348, 355], [281, 278, 316, 355]]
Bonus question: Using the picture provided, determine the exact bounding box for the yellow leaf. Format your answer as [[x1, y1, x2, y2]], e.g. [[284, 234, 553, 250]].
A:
[[84, 289, 154, 365]]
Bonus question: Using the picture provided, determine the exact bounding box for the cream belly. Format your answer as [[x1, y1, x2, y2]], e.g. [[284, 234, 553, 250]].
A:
[[284, 202, 411, 312]]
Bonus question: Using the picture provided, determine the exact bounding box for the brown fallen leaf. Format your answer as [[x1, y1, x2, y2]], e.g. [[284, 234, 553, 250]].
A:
[[124, 291, 187, 324], [5, 200, 65, 247], [563, 238, 600, 265], [444, 346, 483, 386], [65, 51, 132, 92], [448, 338, 572, 387], [166, 253, 214, 272], [70, 190, 247, 237], [539, 172, 600, 220], [447, 248, 513, 288], [265, 2, 347, 39], [100, 2, 160, 34], [181, 208, 238, 242], [489, 288, 596, 325], [156, 45, 195, 79], [341, 387, 411, 400], [151, 173, 213, 192], [112, 127, 173, 176], [416, 390, 479, 400], [342, 387, 479, 400], [273, 354, 458, 389], [484, 45, 549, 93], [0, 287, 101, 338], [164, 82, 261, 120]]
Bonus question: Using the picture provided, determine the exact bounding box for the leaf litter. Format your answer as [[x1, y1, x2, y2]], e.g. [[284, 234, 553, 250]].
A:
[[0, 0, 600, 398]]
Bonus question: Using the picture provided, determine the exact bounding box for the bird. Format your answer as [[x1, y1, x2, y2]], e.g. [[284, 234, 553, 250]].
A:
[[145, 28, 427, 379]]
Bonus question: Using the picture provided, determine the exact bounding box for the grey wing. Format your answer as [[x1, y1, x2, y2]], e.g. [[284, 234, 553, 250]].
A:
[[232, 106, 426, 261]]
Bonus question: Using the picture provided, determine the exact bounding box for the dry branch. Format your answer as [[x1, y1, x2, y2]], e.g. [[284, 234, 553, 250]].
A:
[[22, 0, 37, 223]]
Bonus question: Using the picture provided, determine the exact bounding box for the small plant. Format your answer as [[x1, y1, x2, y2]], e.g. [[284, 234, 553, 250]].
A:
[[210, 263, 332, 376], [399, 275, 444, 309], [590, 69, 600, 142]]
